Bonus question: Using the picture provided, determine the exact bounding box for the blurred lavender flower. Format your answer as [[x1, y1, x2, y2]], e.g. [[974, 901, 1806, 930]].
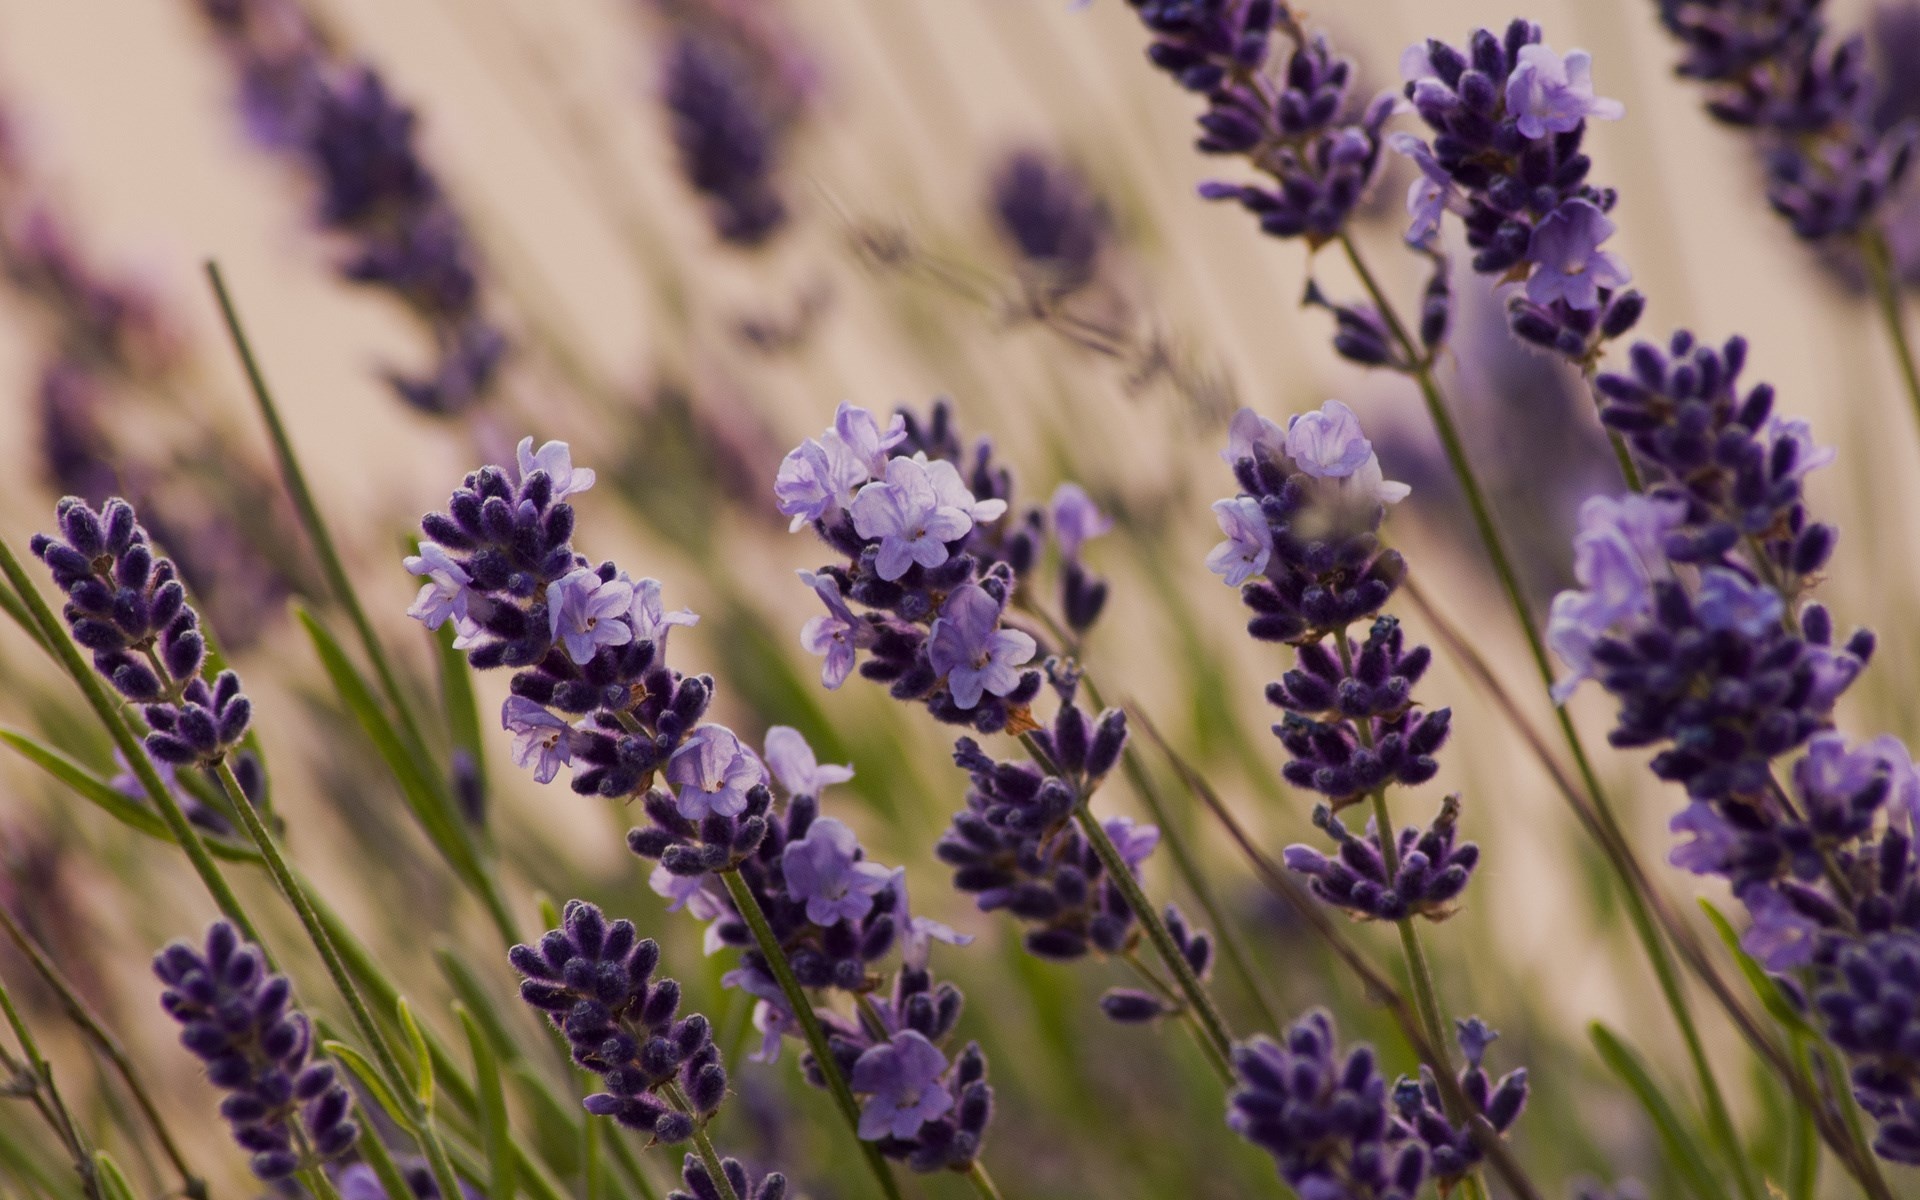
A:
[[1392, 1018, 1529, 1185], [1659, 0, 1916, 242], [662, 34, 788, 246], [32, 497, 252, 769], [194, 0, 508, 415], [667, 1154, 787, 1200], [989, 149, 1109, 300], [154, 922, 357, 1180]]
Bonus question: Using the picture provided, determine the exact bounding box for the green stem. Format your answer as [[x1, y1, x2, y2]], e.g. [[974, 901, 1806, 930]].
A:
[[0, 539, 263, 946], [354, 1123, 425, 1200], [0, 906, 208, 1200], [715, 870, 904, 1200], [663, 1083, 741, 1200], [1861, 225, 1920, 444], [210, 762, 466, 1200], [203, 263, 520, 949], [965, 1162, 1007, 1200], [1066, 661, 1282, 1034], [1337, 233, 1761, 1200], [1067, 798, 1235, 1084], [0, 978, 103, 1200]]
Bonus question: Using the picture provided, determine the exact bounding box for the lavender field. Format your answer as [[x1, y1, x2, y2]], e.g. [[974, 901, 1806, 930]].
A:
[[1, 2, 1919, 1198]]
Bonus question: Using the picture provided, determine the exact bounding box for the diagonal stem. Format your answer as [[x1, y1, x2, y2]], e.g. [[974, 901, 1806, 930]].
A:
[[1861, 225, 1920, 447], [715, 870, 904, 1200]]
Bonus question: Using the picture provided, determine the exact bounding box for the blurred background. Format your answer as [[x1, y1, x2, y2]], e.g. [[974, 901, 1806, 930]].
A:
[[1, 0, 1917, 1197]]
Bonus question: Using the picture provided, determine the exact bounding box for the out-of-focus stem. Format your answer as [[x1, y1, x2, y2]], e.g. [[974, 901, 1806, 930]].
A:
[[715, 870, 904, 1200], [663, 1082, 741, 1200], [0, 978, 103, 1200], [1861, 226, 1920, 447], [0, 906, 208, 1200]]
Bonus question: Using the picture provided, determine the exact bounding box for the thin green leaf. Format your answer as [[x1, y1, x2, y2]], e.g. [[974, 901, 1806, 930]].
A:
[[1698, 898, 1817, 1036], [1786, 1037, 1819, 1200], [0, 581, 50, 655], [397, 998, 435, 1112], [1589, 1023, 1726, 1200], [436, 950, 522, 1067], [0, 730, 260, 864], [456, 1003, 517, 1200], [535, 894, 561, 934], [92, 1152, 138, 1200], [324, 1040, 416, 1135], [296, 607, 484, 891]]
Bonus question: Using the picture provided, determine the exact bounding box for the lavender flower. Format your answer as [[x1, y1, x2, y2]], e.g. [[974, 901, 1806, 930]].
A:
[[1125, 2, 1394, 246], [666, 725, 767, 819], [1228, 1009, 1428, 1197], [989, 149, 1109, 299], [782, 817, 893, 925], [154, 922, 357, 1180], [667, 1154, 787, 1200], [511, 900, 726, 1142], [763, 724, 853, 798], [195, 0, 508, 415], [926, 585, 1038, 710], [852, 1031, 954, 1139], [1048, 483, 1111, 563], [1658, 0, 1916, 241], [1393, 1018, 1530, 1184], [503, 695, 572, 785], [548, 568, 636, 665], [32, 497, 252, 768], [797, 569, 872, 689], [661, 33, 789, 246], [1394, 21, 1645, 365]]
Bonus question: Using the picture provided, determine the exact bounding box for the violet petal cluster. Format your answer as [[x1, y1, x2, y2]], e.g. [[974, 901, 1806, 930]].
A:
[[1227, 1009, 1429, 1198], [667, 1153, 787, 1200], [989, 150, 1110, 300], [1549, 331, 1920, 1163], [642, 725, 993, 1172], [781, 400, 1058, 733], [1658, 0, 1916, 240], [1392, 1018, 1529, 1184], [154, 922, 357, 1180], [32, 497, 252, 768], [1393, 21, 1645, 366], [662, 33, 789, 246], [195, 0, 506, 414], [510, 900, 725, 1143], [1126, 1, 1395, 246]]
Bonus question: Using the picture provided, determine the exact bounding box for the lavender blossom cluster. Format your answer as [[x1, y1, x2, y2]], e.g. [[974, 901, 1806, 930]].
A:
[[195, 0, 506, 415], [1393, 20, 1645, 365], [1229, 1010, 1526, 1196], [1549, 334, 1920, 1159], [1205, 401, 1475, 923], [411, 439, 995, 1173], [153, 922, 358, 1181], [32, 497, 252, 770], [1658, 0, 1916, 241], [777, 399, 1222, 1027]]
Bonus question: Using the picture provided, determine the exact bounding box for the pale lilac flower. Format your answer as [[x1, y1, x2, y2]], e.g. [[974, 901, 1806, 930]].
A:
[[775, 436, 866, 531], [850, 1030, 953, 1141], [1286, 401, 1374, 479], [1206, 497, 1273, 587], [888, 867, 971, 970], [546, 568, 634, 664], [648, 862, 727, 920], [1050, 482, 1113, 560], [1737, 882, 1820, 971], [1105, 817, 1160, 872], [404, 542, 471, 632], [1505, 44, 1624, 140], [781, 817, 893, 926], [1548, 494, 1687, 701], [798, 569, 870, 688], [764, 725, 853, 797], [516, 437, 596, 500], [1343, 454, 1412, 506], [1387, 132, 1456, 245], [833, 401, 908, 475], [924, 455, 1009, 525], [502, 696, 571, 784], [664, 724, 766, 819], [625, 576, 699, 652], [1695, 568, 1784, 636], [721, 964, 795, 1063], [1767, 417, 1836, 480], [850, 456, 976, 580], [1220, 407, 1287, 467], [926, 584, 1037, 709], [1668, 801, 1739, 875], [1525, 200, 1631, 311]]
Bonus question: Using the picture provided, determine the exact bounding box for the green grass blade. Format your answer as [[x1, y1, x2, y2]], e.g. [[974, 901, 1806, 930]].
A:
[[324, 1039, 416, 1134], [1698, 899, 1817, 1037], [456, 1004, 518, 1200], [1589, 1022, 1726, 1200]]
